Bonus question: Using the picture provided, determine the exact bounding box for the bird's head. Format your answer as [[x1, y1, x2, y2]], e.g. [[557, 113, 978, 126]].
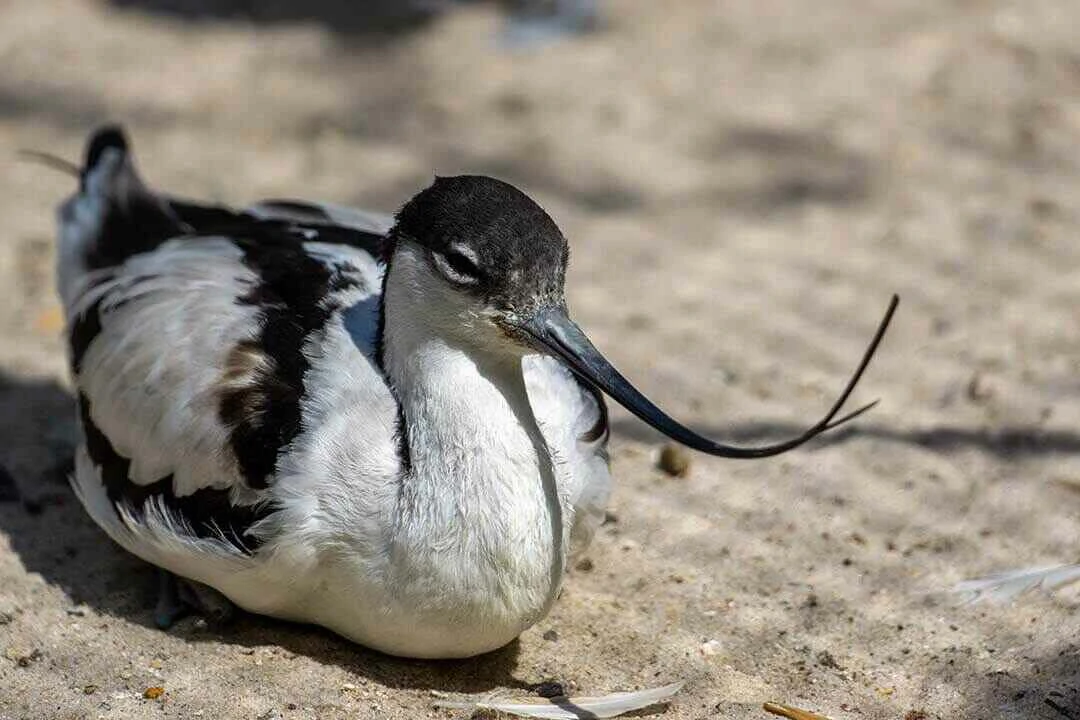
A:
[[387, 174, 570, 359]]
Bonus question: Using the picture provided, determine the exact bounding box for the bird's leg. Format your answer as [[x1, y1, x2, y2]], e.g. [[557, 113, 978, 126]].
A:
[[500, 0, 600, 48], [177, 578, 236, 624], [153, 569, 186, 629], [153, 569, 236, 628]]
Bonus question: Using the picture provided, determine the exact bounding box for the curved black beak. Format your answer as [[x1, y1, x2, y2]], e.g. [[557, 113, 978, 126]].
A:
[[514, 295, 898, 458]]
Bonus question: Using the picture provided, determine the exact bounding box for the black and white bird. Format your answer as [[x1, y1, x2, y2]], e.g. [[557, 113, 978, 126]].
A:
[[50, 126, 897, 659]]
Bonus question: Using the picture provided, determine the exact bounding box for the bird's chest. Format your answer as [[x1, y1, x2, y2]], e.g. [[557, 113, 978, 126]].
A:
[[365, 390, 567, 655], [319, 336, 572, 656], [393, 432, 563, 612]]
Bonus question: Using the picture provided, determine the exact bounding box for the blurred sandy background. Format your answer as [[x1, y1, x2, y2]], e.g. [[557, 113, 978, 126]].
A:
[[1, 1, 1079, 718]]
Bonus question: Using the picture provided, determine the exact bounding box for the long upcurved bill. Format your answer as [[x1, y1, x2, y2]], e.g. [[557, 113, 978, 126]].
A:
[[513, 295, 899, 458]]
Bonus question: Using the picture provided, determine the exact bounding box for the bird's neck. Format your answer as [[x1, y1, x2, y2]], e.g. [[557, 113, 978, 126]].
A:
[[380, 271, 565, 628], [383, 313, 557, 542]]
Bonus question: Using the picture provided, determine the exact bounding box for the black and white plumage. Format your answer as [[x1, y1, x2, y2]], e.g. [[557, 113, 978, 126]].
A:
[[56, 126, 895, 658]]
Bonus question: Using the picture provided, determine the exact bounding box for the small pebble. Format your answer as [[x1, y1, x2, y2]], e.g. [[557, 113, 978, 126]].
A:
[[542, 629, 558, 642], [816, 650, 842, 670], [7, 648, 42, 667], [699, 639, 722, 656], [657, 443, 690, 477], [966, 371, 994, 403], [143, 687, 165, 700], [574, 557, 594, 572]]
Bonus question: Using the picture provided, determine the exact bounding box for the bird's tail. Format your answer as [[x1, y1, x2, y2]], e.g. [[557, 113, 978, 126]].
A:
[[953, 563, 1080, 604], [18, 124, 132, 182], [53, 126, 186, 311]]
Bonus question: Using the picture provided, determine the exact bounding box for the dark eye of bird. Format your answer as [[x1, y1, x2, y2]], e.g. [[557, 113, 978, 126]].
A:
[[443, 250, 480, 280]]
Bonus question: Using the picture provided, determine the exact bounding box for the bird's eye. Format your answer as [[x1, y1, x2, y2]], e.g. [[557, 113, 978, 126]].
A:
[[445, 250, 479, 277], [433, 248, 481, 285]]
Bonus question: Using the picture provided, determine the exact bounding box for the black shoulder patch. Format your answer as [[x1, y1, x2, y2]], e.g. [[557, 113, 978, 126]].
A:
[[218, 238, 364, 489], [69, 294, 105, 375], [218, 339, 300, 490], [168, 199, 386, 258]]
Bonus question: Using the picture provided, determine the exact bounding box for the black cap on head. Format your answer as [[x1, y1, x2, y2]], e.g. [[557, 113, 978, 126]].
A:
[[393, 175, 569, 313]]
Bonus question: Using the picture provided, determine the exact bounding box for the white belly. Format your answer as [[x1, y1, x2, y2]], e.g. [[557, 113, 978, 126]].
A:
[[200, 526, 561, 659]]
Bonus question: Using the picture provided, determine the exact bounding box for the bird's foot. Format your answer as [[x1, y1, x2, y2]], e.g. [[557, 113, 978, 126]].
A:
[[178, 577, 236, 624], [154, 570, 236, 629]]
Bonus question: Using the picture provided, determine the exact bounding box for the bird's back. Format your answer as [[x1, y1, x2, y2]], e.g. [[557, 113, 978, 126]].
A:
[[59, 127, 401, 594]]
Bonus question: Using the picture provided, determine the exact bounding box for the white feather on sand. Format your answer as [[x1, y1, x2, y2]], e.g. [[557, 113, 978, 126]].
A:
[[953, 564, 1080, 604], [432, 681, 684, 719]]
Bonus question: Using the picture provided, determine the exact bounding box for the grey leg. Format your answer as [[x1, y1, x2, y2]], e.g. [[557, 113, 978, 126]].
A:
[[154, 570, 236, 628], [153, 569, 186, 629], [177, 578, 236, 624]]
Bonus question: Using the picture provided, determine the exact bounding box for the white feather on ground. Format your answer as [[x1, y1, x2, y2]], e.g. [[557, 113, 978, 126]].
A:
[[953, 563, 1080, 604], [432, 681, 684, 719]]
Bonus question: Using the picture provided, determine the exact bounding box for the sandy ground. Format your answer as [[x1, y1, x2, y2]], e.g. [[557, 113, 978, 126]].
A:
[[1, 0, 1080, 718]]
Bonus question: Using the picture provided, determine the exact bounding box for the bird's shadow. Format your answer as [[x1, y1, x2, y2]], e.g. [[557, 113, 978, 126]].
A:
[[104, 0, 443, 39], [102, 0, 603, 49], [945, 630, 1080, 719], [979, 645, 1080, 719], [0, 370, 528, 693]]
